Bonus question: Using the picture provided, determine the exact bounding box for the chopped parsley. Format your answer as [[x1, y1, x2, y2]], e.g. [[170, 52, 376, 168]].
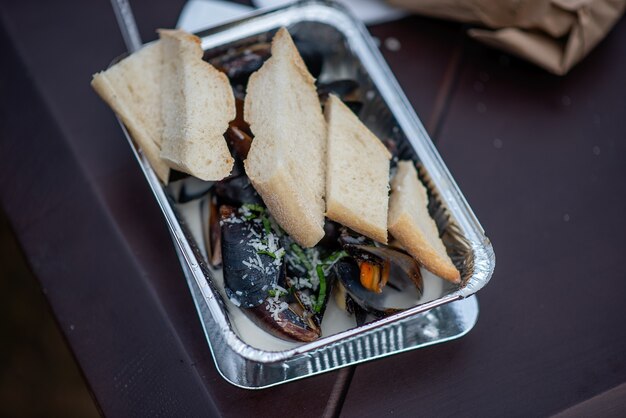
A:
[[262, 217, 272, 235], [290, 243, 313, 270], [268, 288, 287, 298], [257, 249, 277, 259], [313, 265, 326, 313], [242, 203, 265, 213]]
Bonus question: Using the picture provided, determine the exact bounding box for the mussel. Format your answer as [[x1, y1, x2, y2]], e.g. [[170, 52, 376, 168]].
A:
[[210, 42, 271, 86], [244, 283, 321, 342], [220, 205, 284, 308], [168, 175, 214, 203], [220, 204, 321, 342], [209, 37, 323, 87], [199, 166, 260, 269], [333, 255, 423, 319], [333, 229, 423, 318], [224, 98, 253, 161], [197, 193, 221, 268], [214, 175, 261, 207]]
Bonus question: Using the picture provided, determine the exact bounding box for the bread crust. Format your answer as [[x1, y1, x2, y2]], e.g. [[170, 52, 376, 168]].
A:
[[244, 160, 325, 247], [243, 27, 326, 247], [389, 213, 460, 282], [388, 161, 460, 283], [158, 29, 235, 181], [326, 199, 388, 244], [324, 94, 391, 243]]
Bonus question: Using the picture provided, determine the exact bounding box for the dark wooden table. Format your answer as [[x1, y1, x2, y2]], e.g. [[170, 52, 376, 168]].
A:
[[1, 1, 625, 416]]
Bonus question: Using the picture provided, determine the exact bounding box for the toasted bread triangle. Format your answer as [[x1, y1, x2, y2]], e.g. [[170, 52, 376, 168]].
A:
[[388, 161, 460, 283], [243, 27, 327, 247], [325, 94, 391, 243], [159, 29, 235, 181]]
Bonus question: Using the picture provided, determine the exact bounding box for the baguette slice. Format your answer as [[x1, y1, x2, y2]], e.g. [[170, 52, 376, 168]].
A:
[[244, 28, 327, 247], [325, 94, 391, 243], [159, 29, 235, 181], [91, 41, 170, 183], [388, 161, 460, 283]]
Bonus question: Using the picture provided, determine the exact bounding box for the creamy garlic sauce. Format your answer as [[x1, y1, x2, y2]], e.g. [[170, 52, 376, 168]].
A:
[[175, 193, 446, 352]]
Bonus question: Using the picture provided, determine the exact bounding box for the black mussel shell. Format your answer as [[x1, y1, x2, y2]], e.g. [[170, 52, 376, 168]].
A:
[[168, 169, 190, 183], [178, 177, 214, 203], [201, 194, 222, 268], [318, 80, 362, 115], [317, 220, 342, 252], [211, 42, 271, 86], [168, 176, 213, 204], [221, 206, 283, 308], [215, 175, 262, 206], [295, 269, 337, 328], [334, 281, 367, 324], [317, 79, 359, 101], [333, 255, 423, 318], [338, 228, 374, 247], [243, 294, 320, 342], [346, 244, 423, 291]]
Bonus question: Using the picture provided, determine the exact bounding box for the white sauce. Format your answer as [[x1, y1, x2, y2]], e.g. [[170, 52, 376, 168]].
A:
[[175, 194, 447, 352]]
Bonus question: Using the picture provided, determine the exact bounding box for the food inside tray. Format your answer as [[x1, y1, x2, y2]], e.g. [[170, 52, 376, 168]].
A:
[[91, 27, 460, 343]]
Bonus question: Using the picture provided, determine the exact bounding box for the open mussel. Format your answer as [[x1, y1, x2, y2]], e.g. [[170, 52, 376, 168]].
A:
[[338, 229, 422, 294], [333, 255, 423, 319], [344, 244, 423, 294], [333, 229, 423, 318]]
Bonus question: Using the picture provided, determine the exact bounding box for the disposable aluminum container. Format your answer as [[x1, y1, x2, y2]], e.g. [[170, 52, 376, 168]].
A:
[[118, 0, 495, 388]]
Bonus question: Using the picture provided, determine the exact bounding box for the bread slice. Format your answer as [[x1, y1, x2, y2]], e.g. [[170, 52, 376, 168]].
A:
[[91, 41, 170, 183], [388, 161, 460, 283], [243, 27, 327, 247], [324, 94, 391, 243], [158, 29, 235, 181]]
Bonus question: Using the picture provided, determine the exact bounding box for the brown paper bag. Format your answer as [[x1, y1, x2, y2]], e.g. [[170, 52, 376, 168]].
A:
[[388, 0, 626, 74]]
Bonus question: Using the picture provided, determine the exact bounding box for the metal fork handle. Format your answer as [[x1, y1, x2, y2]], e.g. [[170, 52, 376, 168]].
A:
[[110, 0, 143, 53]]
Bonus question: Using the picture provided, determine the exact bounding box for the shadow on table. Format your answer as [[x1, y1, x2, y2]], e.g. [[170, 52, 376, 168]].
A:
[[0, 208, 100, 417]]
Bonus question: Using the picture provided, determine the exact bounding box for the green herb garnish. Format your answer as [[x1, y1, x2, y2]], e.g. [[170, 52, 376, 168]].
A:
[[325, 250, 348, 264], [314, 264, 327, 313], [262, 217, 272, 235], [242, 203, 265, 213], [268, 288, 287, 298], [257, 250, 276, 259], [290, 243, 313, 270]]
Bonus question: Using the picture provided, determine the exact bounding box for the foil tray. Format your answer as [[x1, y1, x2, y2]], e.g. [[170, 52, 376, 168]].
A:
[[118, 1, 495, 388]]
